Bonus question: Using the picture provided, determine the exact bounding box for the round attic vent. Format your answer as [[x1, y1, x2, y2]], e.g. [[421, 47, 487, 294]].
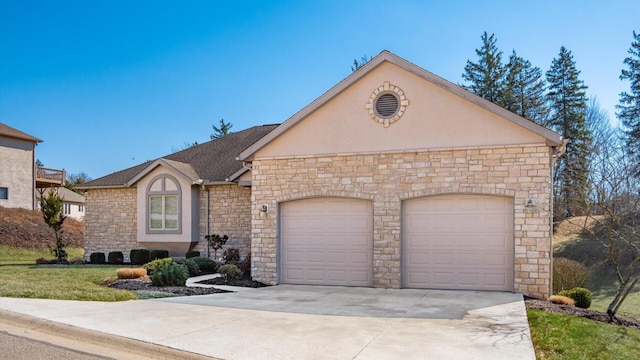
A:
[[375, 93, 400, 118], [365, 81, 409, 128]]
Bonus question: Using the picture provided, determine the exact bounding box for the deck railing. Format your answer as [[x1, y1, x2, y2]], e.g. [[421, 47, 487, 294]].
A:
[[36, 167, 66, 187]]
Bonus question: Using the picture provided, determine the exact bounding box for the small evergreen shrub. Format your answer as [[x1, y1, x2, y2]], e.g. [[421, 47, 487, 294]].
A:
[[143, 258, 174, 275], [558, 287, 592, 309], [553, 257, 590, 293], [549, 295, 575, 306], [108, 251, 124, 264], [185, 250, 200, 258], [191, 257, 217, 273], [151, 263, 189, 286], [218, 264, 243, 281], [237, 255, 251, 277], [116, 268, 147, 279], [90, 252, 106, 264], [130, 249, 150, 265], [173, 258, 200, 276], [149, 249, 169, 261], [223, 248, 240, 264]]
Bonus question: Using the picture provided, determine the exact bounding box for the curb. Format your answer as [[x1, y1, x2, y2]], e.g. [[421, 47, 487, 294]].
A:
[[0, 309, 218, 360]]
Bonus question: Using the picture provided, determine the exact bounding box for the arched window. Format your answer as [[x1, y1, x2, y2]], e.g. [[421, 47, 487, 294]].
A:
[[146, 174, 181, 233]]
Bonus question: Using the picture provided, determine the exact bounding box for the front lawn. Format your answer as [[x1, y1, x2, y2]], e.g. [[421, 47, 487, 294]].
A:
[[528, 309, 640, 359], [0, 245, 84, 265], [0, 264, 137, 301]]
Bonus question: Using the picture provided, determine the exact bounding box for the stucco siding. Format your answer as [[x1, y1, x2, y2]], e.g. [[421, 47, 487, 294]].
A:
[[0, 137, 35, 209], [250, 144, 554, 299], [257, 62, 546, 158]]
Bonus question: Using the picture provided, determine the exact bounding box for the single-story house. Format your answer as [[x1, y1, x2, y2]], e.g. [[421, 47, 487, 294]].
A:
[[81, 51, 565, 299]]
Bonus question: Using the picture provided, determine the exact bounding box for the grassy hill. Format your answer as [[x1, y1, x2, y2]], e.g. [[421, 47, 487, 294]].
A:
[[0, 206, 84, 249], [554, 216, 639, 319]]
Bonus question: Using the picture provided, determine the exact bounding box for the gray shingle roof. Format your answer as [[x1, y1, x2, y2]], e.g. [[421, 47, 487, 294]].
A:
[[0, 123, 42, 143], [81, 124, 278, 188]]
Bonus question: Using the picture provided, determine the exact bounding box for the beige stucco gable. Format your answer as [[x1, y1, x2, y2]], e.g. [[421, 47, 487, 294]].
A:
[[255, 61, 550, 159]]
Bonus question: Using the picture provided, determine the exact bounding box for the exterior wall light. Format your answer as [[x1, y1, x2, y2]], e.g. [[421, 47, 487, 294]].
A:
[[260, 204, 269, 213]]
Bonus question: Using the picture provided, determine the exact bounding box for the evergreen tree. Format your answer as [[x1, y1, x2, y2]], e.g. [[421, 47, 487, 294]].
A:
[[351, 54, 372, 72], [616, 31, 640, 177], [462, 32, 506, 104], [503, 51, 548, 125], [210, 119, 233, 140], [546, 46, 591, 218]]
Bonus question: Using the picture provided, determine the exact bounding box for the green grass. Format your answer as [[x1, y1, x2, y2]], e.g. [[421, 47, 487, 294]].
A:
[[0, 264, 138, 301], [528, 309, 640, 359], [0, 245, 84, 265]]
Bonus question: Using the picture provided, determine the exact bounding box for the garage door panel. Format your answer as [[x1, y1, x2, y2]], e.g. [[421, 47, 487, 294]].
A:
[[403, 195, 514, 291], [281, 198, 373, 286]]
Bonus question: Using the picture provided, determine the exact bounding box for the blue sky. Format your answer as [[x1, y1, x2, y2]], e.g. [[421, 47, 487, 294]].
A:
[[1, 0, 638, 179]]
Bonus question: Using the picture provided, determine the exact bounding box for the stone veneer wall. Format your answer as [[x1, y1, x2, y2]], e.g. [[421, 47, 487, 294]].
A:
[[84, 188, 137, 262], [250, 144, 554, 299], [194, 184, 252, 260]]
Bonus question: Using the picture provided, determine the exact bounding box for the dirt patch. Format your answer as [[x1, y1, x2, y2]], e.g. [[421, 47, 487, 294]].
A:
[[525, 299, 640, 330], [0, 206, 84, 249]]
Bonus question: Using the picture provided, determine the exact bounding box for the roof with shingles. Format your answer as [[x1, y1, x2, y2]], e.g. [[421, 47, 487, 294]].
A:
[[0, 123, 42, 143], [81, 124, 279, 188]]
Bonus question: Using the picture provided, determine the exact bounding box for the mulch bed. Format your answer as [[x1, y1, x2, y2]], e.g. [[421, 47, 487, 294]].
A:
[[104, 278, 229, 296], [195, 277, 269, 288], [525, 299, 640, 330]]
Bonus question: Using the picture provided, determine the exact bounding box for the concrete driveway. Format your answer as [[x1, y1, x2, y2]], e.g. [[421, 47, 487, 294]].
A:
[[0, 284, 535, 360]]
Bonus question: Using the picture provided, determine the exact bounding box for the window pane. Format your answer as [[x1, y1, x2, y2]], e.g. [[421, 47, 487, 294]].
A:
[[164, 196, 178, 229], [149, 196, 163, 229], [0, 187, 7, 200]]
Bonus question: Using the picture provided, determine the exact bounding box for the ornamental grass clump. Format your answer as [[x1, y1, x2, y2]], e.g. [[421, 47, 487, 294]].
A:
[[150, 263, 189, 286], [116, 268, 147, 279]]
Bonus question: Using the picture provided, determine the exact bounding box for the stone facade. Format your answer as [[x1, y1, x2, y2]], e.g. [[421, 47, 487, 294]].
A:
[[84, 188, 137, 262], [250, 144, 554, 299], [194, 184, 252, 260]]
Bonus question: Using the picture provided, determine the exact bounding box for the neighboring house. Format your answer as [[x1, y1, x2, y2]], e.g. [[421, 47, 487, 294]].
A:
[[0, 123, 42, 209], [81, 51, 565, 299], [37, 187, 86, 221]]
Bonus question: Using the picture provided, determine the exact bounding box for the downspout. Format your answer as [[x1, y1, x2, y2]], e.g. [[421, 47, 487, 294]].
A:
[[203, 183, 210, 259]]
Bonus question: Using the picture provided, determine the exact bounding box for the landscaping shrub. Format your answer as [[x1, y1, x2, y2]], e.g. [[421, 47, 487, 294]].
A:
[[553, 257, 590, 292], [237, 255, 251, 277], [35, 258, 66, 265], [558, 287, 592, 309], [173, 258, 200, 276], [108, 251, 124, 264], [185, 250, 200, 259], [149, 249, 169, 261], [130, 249, 150, 265], [223, 248, 240, 264], [143, 258, 174, 275], [549, 295, 576, 306], [150, 263, 189, 286], [116, 268, 147, 279], [69, 257, 85, 265], [90, 252, 106, 264], [191, 257, 217, 273], [218, 264, 243, 281]]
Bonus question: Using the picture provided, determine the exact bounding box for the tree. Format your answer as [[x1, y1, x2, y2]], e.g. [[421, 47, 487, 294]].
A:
[[462, 32, 506, 104], [39, 188, 68, 262], [64, 172, 91, 194], [502, 51, 548, 125], [546, 46, 591, 218], [35, 159, 44, 167], [205, 233, 228, 260], [617, 31, 640, 177], [571, 117, 639, 319], [351, 54, 372, 72], [210, 119, 233, 140]]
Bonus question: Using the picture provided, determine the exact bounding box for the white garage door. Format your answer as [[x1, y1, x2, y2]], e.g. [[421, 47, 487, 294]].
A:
[[403, 195, 514, 291], [280, 198, 373, 286]]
